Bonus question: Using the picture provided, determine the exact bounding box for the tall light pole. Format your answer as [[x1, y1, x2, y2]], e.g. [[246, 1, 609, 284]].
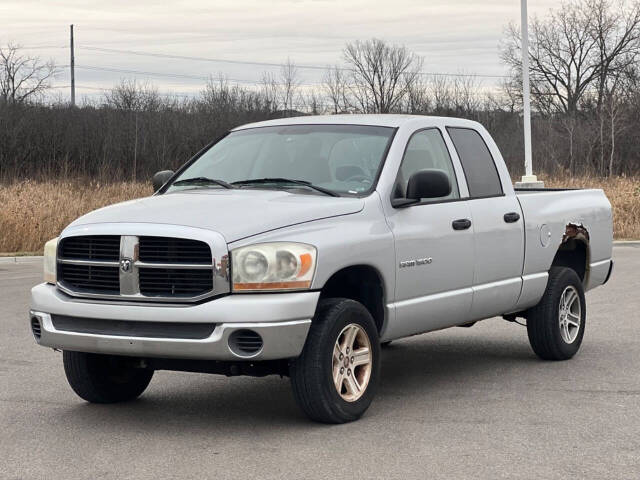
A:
[[70, 24, 75, 107], [517, 0, 544, 187]]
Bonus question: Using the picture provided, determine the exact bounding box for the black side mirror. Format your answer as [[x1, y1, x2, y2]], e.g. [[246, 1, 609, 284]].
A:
[[406, 169, 451, 200], [152, 170, 174, 192]]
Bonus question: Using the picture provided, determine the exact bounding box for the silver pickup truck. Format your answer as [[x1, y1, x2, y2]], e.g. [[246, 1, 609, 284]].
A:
[[30, 115, 613, 423]]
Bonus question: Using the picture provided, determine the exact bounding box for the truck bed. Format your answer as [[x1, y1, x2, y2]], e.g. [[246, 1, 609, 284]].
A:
[[515, 187, 613, 291]]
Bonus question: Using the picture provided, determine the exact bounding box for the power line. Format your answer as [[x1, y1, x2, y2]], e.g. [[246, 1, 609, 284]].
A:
[[73, 64, 280, 85], [70, 64, 504, 97], [21, 44, 66, 49], [79, 45, 510, 79], [80, 45, 328, 71], [22, 43, 510, 81], [51, 84, 197, 97]]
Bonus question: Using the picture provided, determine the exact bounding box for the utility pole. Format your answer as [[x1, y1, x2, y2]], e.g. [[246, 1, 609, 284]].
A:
[[70, 24, 75, 107], [516, 0, 544, 188]]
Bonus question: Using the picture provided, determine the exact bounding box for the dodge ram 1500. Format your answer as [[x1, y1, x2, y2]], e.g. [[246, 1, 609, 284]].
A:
[[30, 115, 614, 423]]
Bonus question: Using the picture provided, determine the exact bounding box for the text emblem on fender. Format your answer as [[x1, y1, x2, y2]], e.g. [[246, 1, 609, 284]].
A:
[[399, 257, 432, 268]]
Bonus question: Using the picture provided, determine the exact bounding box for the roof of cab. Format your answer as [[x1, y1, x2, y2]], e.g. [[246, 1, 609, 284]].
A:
[[232, 114, 478, 130]]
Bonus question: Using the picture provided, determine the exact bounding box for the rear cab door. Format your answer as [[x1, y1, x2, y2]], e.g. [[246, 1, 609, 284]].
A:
[[445, 124, 525, 319]]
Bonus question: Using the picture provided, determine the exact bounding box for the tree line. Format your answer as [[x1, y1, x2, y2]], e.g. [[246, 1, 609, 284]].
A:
[[2, 0, 640, 182]]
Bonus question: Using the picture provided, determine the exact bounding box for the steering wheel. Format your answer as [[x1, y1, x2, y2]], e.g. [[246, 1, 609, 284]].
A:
[[343, 174, 371, 183]]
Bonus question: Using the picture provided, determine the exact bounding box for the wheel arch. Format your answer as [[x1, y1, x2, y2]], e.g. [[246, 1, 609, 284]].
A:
[[318, 264, 386, 334], [551, 223, 591, 285]]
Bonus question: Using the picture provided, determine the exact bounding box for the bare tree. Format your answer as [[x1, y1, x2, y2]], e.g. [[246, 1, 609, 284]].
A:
[[502, 3, 598, 114], [342, 38, 423, 113], [322, 66, 350, 113], [403, 75, 430, 114], [104, 79, 161, 112], [103, 79, 163, 180], [280, 58, 300, 112], [260, 59, 301, 114], [260, 71, 280, 112], [590, 0, 640, 109], [452, 75, 483, 113], [299, 89, 325, 115], [588, 0, 640, 170], [430, 75, 455, 113], [0, 43, 57, 104], [501, 0, 640, 115]]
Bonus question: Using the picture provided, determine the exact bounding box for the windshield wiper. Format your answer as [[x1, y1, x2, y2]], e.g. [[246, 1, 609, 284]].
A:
[[172, 177, 233, 189], [232, 178, 339, 197]]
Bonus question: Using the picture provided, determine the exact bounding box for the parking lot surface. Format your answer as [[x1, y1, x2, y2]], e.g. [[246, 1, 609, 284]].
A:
[[1, 245, 638, 479]]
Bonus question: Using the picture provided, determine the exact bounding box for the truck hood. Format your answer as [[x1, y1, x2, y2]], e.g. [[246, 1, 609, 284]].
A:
[[67, 189, 365, 242]]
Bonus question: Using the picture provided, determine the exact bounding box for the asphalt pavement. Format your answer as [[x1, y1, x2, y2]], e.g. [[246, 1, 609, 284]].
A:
[[1, 245, 638, 480]]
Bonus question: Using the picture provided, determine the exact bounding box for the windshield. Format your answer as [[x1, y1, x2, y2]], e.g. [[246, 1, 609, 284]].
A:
[[165, 124, 396, 196]]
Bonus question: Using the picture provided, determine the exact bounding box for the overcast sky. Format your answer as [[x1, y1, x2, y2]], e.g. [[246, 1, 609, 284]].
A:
[[1, 0, 559, 101]]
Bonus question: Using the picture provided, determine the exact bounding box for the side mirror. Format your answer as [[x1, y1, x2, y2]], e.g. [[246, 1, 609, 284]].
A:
[[406, 169, 451, 200], [152, 170, 174, 192]]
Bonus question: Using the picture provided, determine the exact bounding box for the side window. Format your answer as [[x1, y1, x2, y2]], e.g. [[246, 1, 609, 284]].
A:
[[447, 127, 503, 197], [395, 129, 459, 201]]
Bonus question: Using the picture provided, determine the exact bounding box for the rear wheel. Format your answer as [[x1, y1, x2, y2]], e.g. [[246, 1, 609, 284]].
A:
[[526, 267, 586, 360], [63, 351, 153, 403], [290, 298, 380, 423]]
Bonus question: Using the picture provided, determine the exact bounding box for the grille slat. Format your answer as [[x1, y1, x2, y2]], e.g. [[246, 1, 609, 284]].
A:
[[139, 236, 212, 264], [139, 268, 213, 296], [58, 263, 119, 293], [59, 235, 120, 261]]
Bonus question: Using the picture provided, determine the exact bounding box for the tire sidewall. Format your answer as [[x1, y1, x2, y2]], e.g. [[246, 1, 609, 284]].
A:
[[319, 301, 381, 420]]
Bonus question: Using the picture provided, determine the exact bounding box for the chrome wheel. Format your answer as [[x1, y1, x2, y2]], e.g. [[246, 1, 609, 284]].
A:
[[332, 323, 372, 402], [559, 285, 581, 344]]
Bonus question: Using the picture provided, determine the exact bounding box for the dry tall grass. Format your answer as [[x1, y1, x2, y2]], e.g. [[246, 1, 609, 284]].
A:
[[0, 181, 151, 254], [541, 174, 640, 240], [0, 176, 638, 254]]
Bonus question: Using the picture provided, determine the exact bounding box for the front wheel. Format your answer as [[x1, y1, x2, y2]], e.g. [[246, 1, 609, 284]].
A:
[[526, 267, 586, 360], [290, 298, 380, 423], [63, 351, 154, 403]]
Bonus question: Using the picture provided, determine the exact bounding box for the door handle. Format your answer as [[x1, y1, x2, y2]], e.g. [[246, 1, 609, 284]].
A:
[[452, 218, 472, 230], [504, 212, 521, 223]]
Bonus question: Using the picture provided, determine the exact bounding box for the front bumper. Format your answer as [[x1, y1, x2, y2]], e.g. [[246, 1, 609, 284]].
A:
[[30, 283, 319, 361]]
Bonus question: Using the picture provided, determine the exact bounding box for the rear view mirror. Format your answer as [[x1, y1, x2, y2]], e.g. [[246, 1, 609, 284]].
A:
[[406, 169, 451, 200], [152, 170, 174, 192]]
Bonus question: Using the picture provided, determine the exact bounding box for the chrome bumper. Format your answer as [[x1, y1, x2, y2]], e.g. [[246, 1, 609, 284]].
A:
[[30, 283, 319, 361]]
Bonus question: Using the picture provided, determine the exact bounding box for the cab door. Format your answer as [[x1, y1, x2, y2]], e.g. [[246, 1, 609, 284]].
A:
[[447, 127, 525, 319], [384, 128, 475, 340]]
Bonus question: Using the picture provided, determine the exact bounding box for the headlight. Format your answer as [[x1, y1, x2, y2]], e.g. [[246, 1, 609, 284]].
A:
[[43, 237, 58, 284], [231, 242, 316, 292]]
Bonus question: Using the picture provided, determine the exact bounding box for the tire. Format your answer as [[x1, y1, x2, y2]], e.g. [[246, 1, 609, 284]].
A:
[[290, 298, 381, 423], [526, 267, 586, 360], [63, 351, 154, 403]]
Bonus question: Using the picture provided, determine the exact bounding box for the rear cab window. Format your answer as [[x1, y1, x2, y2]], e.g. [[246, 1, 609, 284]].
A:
[[446, 127, 503, 198]]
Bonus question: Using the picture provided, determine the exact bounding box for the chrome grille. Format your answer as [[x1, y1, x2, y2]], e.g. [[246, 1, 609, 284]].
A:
[[57, 234, 225, 303]]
